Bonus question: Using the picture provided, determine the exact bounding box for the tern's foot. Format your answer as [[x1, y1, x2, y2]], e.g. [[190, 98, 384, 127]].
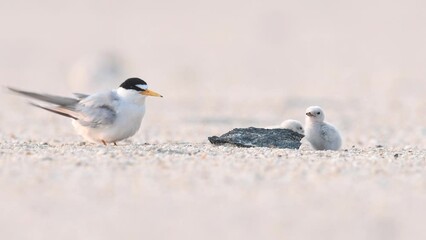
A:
[[102, 140, 107, 146], [113, 142, 117, 146]]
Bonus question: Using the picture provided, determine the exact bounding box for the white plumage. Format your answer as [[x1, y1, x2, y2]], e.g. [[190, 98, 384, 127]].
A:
[[266, 119, 304, 135], [304, 106, 342, 150], [9, 78, 162, 145]]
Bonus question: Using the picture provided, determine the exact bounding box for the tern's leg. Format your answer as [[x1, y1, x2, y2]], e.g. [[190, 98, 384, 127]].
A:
[[113, 142, 117, 146], [102, 140, 107, 146]]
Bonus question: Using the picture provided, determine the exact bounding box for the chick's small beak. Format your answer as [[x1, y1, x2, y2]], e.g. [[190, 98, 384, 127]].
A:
[[306, 112, 314, 117], [140, 89, 163, 97]]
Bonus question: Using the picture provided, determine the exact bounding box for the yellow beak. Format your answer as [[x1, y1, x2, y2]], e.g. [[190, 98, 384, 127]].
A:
[[140, 89, 163, 97]]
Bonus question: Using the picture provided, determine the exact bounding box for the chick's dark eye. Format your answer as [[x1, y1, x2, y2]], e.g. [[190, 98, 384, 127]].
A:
[[317, 112, 321, 115]]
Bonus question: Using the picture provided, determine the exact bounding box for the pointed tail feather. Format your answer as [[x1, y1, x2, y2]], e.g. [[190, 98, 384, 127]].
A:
[[29, 102, 78, 120], [8, 87, 79, 106]]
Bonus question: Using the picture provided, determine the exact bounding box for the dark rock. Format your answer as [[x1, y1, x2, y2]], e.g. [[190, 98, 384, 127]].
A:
[[208, 127, 304, 149]]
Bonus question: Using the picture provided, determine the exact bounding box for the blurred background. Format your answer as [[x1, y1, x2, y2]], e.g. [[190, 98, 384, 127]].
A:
[[0, 0, 425, 146], [1, 2, 426, 240]]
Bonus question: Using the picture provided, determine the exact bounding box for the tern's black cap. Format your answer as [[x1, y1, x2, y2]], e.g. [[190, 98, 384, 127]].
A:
[[119, 78, 148, 91]]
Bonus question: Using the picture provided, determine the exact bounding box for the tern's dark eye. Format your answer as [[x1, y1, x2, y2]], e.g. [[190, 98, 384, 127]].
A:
[[317, 112, 321, 115]]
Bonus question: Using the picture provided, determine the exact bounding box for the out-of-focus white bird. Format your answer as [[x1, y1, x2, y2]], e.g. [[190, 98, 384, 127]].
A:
[[304, 106, 342, 150], [266, 119, 304, 135], [9, 78, 162, 145]]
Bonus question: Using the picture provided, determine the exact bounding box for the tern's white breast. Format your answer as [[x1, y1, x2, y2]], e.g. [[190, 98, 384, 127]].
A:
[[73, 101, 146, 143]]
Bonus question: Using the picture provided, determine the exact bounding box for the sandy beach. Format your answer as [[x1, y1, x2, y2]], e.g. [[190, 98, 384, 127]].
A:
[[1, 0, 426, 239], [1, 139, 426, 240]]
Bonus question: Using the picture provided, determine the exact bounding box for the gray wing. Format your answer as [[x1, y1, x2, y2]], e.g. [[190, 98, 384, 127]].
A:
[[320, 123, 342, 150], [74, 91, 119, 128], [320, 124, 338, 142], [320, 125, 330, 140], [9, 87, 118, 128]]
